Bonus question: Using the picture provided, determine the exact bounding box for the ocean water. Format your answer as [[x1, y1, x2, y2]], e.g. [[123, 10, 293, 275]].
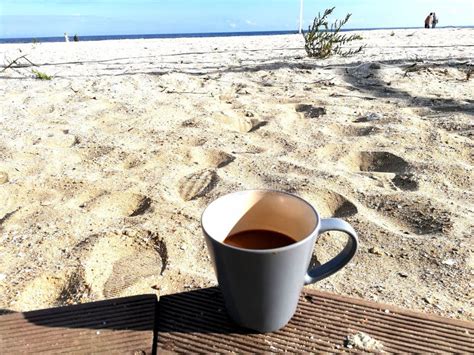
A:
[[0, 26, 471, 44], [0, 30, 297, 44]]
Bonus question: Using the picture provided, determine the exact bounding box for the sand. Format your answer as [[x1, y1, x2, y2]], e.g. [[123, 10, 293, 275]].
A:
[[0, 28, 472, 321]]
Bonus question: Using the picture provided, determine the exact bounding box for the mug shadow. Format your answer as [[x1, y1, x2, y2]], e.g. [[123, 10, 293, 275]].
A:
[[12, 286, 250, 335], [0, 308, 16, 315], [157, 286, 256, 335], [20, 294, 157, 331], [3, 287, 252, 353]]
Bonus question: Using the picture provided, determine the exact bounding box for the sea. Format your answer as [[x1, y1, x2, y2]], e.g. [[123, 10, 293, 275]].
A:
[[1, 30, 297, 44], [0, 27, 470, 44]]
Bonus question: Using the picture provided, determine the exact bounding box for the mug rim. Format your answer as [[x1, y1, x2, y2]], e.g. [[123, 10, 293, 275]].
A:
[[201, 189, 321, 253]]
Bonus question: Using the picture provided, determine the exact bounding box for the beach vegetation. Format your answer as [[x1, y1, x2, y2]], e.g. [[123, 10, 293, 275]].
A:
[[303, 7, 364, 59], [32, 69, 52, 80]]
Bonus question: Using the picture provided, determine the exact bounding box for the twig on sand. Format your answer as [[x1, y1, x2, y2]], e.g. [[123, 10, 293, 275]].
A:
[[313, 77, 335, 85], [403, 63, 420, 76], [466, 66, 473, 81], [1, 54, 37, 72], [403, 63, 436, 77], [0, 208, 20, 226], [404, 61, 473, 81]]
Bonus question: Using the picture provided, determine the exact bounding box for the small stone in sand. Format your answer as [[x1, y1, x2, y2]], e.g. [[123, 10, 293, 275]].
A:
[[345, 331, 384, 352], [423, 296, 435, 304], [355, 112, 383, 122], [441, 258, 456, 266], [369, 246, 383, 256], [295, 104, 326, 118], [369, 62, 382, 69], [0, 172, 8, 184]]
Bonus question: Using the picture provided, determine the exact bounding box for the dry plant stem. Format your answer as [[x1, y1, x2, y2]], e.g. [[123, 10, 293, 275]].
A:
[[2, 54, 36, 72], [303, 7, 364, 59]]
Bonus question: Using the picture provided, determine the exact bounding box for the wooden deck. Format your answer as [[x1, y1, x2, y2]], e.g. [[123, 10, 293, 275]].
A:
[[0, 295, 156, 354], [1, 287, 473, 353]]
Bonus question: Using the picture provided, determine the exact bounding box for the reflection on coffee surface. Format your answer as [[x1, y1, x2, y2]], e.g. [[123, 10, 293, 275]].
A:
[[223, 229, 297, 250]]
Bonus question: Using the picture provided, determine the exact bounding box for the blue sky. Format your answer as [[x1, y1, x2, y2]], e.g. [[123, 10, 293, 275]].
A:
[[1, 0, 473, 38]]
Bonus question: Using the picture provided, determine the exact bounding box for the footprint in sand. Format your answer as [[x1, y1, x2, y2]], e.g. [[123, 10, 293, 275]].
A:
[[364, 193, 452, 235], [304, 189, 358, 218], [55, 271, 91, 306], [186, 147, 234, 168], [17, 274, 69, 311], [391, 173, 419, 191], [345, 151, 409, 173], [213, 110, 266, 133], [86, 192, 151, 218], [178, 169, 218, 201], [343, 151, 419, 191], [78, 230, 166, 298]]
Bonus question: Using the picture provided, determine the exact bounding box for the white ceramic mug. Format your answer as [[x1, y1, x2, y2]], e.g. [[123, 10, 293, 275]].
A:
[[202, 190, 358, 332]]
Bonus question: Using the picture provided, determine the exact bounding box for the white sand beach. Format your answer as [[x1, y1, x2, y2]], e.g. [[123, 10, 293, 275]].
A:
[[0, 28, 473, 320]]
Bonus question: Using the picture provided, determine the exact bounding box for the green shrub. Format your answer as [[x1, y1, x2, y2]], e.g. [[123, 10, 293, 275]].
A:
[[32, 69, 52, 80], [303, 7, 364, 59]]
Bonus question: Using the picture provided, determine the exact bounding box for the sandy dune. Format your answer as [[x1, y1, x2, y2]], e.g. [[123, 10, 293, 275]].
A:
[[0, 28, 473, 320]]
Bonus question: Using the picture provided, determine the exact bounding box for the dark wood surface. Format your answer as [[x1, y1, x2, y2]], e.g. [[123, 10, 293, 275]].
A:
[[156, 287, 474, 353], [1, 287, 473, 353], [0, 295, 157, 354]]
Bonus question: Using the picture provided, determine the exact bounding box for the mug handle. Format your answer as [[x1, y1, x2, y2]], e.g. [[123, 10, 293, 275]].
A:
[[304, 218, 358, 285]]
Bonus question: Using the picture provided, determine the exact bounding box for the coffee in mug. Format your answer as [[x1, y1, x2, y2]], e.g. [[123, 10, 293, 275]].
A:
[[223, 229, 297, 249]]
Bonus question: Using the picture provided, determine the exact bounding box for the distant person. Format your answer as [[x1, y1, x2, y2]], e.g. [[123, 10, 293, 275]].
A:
[[64, 32, 69, 42], [424, 13, 433, 28], [432, 13, 439, 28]]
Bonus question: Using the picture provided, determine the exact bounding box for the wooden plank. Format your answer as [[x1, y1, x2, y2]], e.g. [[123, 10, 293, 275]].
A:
[[156, 287, 474, 353], [0, 295, 157, 354], [1, 287, 472, 353]]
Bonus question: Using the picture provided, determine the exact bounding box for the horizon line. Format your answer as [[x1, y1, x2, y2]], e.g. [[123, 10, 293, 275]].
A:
[[1, 25, 472, 42]]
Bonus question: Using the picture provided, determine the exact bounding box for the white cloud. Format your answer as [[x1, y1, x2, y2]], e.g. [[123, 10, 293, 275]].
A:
[[245, 19, 256, 26]]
